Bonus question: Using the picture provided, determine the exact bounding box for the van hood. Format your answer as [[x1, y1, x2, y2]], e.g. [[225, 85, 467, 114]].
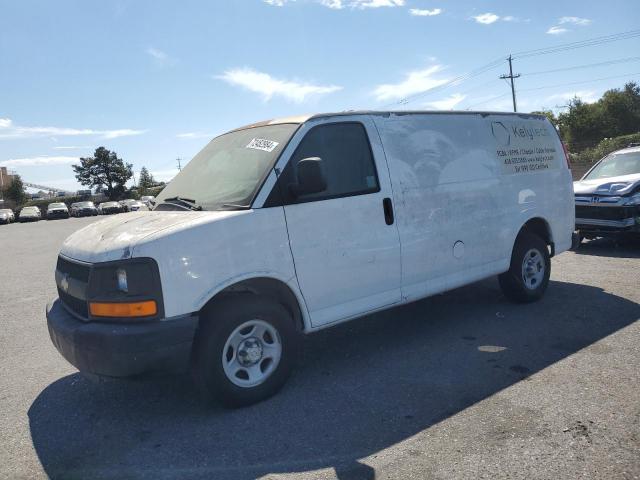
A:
[[573, 172, 640, 196], [60, 211, 241, 263]]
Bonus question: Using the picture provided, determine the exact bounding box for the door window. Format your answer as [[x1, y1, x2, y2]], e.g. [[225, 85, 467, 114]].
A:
[[272, 122, 380, 205]]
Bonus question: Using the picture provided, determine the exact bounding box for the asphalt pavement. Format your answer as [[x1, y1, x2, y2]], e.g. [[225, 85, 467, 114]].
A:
[[1, 216, 639, 479]]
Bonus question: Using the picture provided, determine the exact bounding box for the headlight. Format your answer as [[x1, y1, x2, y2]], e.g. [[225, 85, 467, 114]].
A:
[[86, 258, 164, 320], [623, 193, 640, 206]]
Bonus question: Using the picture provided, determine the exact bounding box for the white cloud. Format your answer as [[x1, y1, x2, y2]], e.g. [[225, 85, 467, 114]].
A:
[[1, 156, 79, 168], [0, 118, 147, 139], [350, 0, 404, 8], [263, 0, 403, 8], [473, 13, 499, 24], [176, 132, 215, 139], [319, 0, 343, 7], [546, 26, 568, 35], [52, 145, 92, 150], [426, 93, 466, 110], [546, 16, 591, 35], [545, 90, 598, 104], [559, 16, 592, 26], [472, 13, 525, 24], [216, 68, 342, 103], [145, 47, 175, 67], [409, 8, 442, 16], [102, 129, 147, 139], [373, 64, 448, 102]]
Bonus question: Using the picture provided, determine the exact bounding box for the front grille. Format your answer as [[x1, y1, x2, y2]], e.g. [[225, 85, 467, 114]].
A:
[[56, 256, 91, 318], [575, 205, 635, 221]]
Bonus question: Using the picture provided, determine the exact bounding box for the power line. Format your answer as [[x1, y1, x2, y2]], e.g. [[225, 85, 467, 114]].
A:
[[462, 71, 640, 110], [385, 28, 640, 109], [382, 56, 506, 107], [518, 71, 640, 93], [521, 56, 640, 76], [512, 29, 640, 60], [464, 92, 510, 110]]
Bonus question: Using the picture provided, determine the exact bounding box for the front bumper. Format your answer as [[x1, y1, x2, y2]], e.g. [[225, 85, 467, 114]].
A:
[[575, 203, 640, 235], [46, 299, 198, 378], [75, 209, 97, 217], [47, 211, 69, 219]]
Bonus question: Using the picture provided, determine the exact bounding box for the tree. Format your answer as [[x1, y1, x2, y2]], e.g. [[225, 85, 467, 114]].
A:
[[72, 147, 133, 200], [2, 174, 27, 206], [531, 109, 558, 129], [138, 166, 156, 194], [557, 82, 640, 152]]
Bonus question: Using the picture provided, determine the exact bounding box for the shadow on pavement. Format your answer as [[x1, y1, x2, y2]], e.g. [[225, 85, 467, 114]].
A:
[[574, 236, 640, 259], [29, 279, 640, 480]]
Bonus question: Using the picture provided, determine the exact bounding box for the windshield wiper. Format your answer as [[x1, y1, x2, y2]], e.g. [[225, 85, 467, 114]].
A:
[[161, 196, 203, 211], [220, 203, 251, 210]]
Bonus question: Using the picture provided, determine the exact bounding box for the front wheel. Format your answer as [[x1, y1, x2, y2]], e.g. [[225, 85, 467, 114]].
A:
[[192, 296, 301, 407], [499, 232, 550, 303]]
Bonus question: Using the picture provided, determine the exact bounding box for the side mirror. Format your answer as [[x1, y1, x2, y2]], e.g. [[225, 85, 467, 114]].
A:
[[289, 157, 327, 197]]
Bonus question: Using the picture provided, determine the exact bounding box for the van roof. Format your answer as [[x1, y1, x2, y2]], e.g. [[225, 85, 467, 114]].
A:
[[232, 110, 547, 131]]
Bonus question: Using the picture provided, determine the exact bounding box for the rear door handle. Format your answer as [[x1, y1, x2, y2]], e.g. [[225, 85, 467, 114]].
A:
[[382, 197, 394, 225]]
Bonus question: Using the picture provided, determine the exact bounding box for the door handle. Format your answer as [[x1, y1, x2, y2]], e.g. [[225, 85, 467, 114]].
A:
[[382, 197, 394, 225]]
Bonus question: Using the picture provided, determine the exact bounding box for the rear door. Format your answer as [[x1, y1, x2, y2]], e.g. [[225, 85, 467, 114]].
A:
[[267, 116, 402, 328]]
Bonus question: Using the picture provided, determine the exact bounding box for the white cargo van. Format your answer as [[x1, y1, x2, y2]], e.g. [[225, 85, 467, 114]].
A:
[[47, 111, 574, 406]]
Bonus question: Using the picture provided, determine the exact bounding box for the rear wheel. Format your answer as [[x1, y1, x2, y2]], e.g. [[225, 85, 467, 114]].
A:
[[192, 295, 301, 407], [499, 232, 550, 303]]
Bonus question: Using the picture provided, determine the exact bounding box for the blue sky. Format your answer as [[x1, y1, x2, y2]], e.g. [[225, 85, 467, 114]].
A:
[[1, 0, 639, 192]]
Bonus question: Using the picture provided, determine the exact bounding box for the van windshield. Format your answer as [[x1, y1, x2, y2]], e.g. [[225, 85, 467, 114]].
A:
[[156, 123, 299, 210], [584, 151, 640, 179]]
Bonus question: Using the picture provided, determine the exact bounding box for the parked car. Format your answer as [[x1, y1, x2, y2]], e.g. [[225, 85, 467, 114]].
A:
[[46, 111, 574, 407], [120, 199, 149, 212], [70, 201, 98, 217], [140, 195, 156, 208], [19, 206, 41, 222], [573, 144, 640, 244], [0, 208, 15, 224], [46, 202, 69, 220], [98, 201, 122, 215]]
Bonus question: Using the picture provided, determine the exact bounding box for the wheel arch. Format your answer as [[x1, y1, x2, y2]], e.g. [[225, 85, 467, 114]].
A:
[[515, 216, 555, 256], [197, 275, 310, 333]]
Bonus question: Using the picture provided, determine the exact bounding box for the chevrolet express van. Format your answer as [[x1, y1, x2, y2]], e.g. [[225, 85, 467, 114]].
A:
[[47, 111, 574, 406]]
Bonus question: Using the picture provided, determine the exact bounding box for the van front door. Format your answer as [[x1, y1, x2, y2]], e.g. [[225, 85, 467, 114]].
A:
[[270, 118, 401, 328]]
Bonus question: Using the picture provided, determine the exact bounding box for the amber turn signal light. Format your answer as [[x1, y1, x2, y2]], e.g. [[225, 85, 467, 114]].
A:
[[89, 300, 157, 318]]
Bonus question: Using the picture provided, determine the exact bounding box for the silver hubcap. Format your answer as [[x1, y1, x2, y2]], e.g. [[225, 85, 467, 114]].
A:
[[521, 248, 545, 290], [222, 319, 282, 388]]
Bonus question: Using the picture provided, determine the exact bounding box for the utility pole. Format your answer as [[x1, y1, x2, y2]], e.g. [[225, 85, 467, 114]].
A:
[[176, 158, 182, 171], [500, 55, 521, 112]]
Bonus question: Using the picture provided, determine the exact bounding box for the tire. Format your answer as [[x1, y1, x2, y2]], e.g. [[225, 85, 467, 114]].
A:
[[499, 231, 551, 303], [192, 295, 301, 407]]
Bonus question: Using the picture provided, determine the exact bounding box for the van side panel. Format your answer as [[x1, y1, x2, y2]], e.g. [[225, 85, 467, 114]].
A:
[[373, 113, 508, 301], [374, 112, 573, 301]]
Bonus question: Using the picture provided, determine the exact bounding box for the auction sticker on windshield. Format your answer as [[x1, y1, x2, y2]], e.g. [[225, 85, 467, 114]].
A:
[[246, 138, 279, 153]]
